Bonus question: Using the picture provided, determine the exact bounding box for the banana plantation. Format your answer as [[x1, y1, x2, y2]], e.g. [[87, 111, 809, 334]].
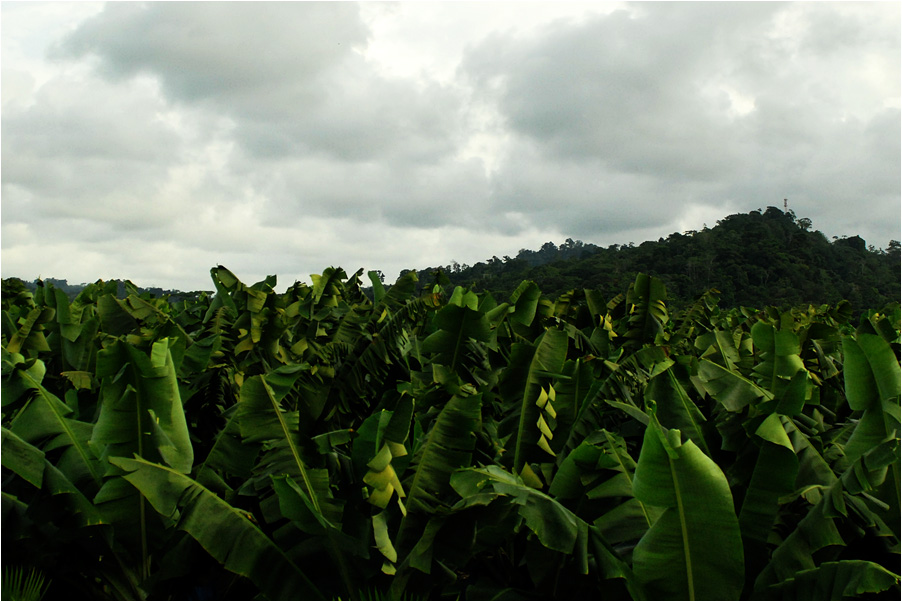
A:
[[2, 267, 900, 600]]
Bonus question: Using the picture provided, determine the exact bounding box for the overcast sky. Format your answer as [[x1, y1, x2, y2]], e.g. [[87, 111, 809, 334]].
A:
[[2, 1, 900, 292]]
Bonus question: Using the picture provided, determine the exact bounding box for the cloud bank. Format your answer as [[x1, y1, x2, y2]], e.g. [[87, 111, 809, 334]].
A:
[[2, 1, 899, 291]]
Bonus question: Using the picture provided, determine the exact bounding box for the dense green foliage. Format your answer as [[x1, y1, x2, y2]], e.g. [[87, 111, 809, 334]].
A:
[[2, 267, 900, 600], [415, 208, 901, 312]]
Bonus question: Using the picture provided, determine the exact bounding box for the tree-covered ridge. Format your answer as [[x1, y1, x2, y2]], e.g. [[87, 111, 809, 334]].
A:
[[2, 266, 899, 600], [6, 208, 899, 315], [413, 208, 901, 312]]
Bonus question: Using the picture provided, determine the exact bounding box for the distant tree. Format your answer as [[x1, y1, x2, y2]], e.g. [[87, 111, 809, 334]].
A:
[[835, 236, 866, 253], [1, 277, 27, 301]]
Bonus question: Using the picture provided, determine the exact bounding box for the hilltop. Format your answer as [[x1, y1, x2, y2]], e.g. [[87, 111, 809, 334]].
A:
[[409, 207, 900, 312]]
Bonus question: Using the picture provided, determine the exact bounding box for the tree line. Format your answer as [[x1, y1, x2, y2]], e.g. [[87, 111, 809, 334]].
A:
[[411, 208, 900, 313], [6, 207, 900, 316]]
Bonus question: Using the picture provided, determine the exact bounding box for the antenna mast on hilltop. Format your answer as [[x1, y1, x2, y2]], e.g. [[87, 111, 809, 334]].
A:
[[784, 198, 788, 212]]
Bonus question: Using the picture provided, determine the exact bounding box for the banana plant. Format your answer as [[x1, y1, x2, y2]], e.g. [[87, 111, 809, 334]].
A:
[[3, 270, 900, 601]]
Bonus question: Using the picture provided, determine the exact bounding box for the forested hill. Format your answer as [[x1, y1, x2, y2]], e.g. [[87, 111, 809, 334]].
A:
[[411, 207, 901, 312], [5, 208, 898, 313]]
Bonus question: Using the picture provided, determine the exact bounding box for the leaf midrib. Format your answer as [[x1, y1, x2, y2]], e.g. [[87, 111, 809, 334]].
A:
[[21, 372, 102, 488], [669, 454, 695, 600], [264, 380, 321, 514], [603, 430, 654, 528]]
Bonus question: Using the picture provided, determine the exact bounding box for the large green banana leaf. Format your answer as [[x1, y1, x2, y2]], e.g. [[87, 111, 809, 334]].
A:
[[2, 426, 105, 527], [421, 299, 491, 376], [759, 560, 899, 600], [87, 338, 196, 584], [498, 328, 568, 473], [548, 357, 595, 457], [783, 416, 836, 489], [193, 404, 260, 495], [238, 374, 342, 524], [2, 426, 44, 488], [92, 338, 193, 473], [509, 280, 541, 327], [697, 357, 773, 412], [7, 358, 103, 493], [451, 464, 638, 595], [632, 416, 744, 600], [111, 456, 323, 600], [383, 392, 481, 589], [841, 331, 901, 539], [452, 465, 583, 555], [404, 392, 482, 515], [751, 321, 806, 398], [738, 414, 799, 545], [271, 474, 364, 599], [49, 285, 99, 373], [645, 364, 710, 456], [842, 332, 901, 462], [4, 305, 54, 356], [625, 273, 668, 348], [550, 430, 660, 552]]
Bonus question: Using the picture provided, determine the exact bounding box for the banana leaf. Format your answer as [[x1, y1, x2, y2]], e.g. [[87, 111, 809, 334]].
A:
[[193, 404, 260, 495], [404, 393, 482, 514], [625, 273, 668, 347], [92, 338, 193, 474], [510, 280, 541, 328], [758, 560, 899, 600], [738, 414, 799, 544], [5, 306, 54, 355], [271, 474, 362, 598], [842, 332, 901, 463], [550, 430, 660, 549], [750, 321, 806, 398], [632, 416, 744, 600], [111, 456, 323, 600], [451, 464, 639, 592], [451, 465, 582, 555], [238, 375, 341, 524], [2, 427, 45, 488], [498, 328, 568, 472], [754, 437, 899, 591], [549, 357, 595, 457], [697, 358, 772, 412], [645, 365, 710, 456], [381, 391, 483, 587], [2, 426, 106, 533], [421, 302, 491, 375], [8, 363, 103, 493], [1, 349, 46, 408]]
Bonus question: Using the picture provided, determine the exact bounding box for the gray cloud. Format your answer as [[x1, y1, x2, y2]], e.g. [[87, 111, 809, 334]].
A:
[[463, 5, 773, 175], [56, 2, 367, 105], [1, 76, 183, 230], [1, 2, 898, 290], [462, 1, 900, 246], [55, 2, 462, 167]]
